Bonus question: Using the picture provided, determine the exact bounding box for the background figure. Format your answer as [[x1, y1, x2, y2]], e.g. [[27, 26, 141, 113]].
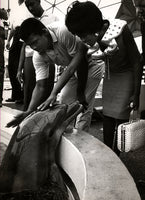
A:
[[17, 0, 59, 111], [17, 43, 35, 111], [0, 8, 8, 107], [65, 1, 143, 155], [0, 27, 5, 107], [6, 25, 23, 103]]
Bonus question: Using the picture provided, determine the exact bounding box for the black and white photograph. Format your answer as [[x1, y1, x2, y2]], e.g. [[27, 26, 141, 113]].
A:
[[0, 0, 145, 199]]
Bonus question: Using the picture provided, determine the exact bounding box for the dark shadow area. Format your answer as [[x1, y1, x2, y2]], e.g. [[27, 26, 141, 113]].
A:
[[120, 148, 145, 200]]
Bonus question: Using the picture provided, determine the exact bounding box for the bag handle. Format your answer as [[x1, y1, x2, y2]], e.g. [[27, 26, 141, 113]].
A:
[[129, 109, 140, 122]]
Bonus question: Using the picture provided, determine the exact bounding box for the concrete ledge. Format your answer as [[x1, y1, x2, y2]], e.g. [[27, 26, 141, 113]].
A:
[[58, 131, 141, 200]]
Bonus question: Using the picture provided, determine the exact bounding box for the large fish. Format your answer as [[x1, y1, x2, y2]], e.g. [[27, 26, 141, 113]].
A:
[[0, 101, 83, 200]]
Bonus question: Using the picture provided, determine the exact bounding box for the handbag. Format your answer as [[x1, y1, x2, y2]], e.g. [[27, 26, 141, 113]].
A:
[[117, 110, 145, 152]]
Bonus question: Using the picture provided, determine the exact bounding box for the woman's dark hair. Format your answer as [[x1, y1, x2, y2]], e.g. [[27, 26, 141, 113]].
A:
[[25, 0, 41, 8], [19, 18, 46, 42], [65, 1, 104, 36]]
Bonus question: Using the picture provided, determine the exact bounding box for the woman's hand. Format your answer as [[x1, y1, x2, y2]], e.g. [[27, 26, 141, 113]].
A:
[[129, 95, 140, 110], [17, 71, 23, 84], [37, 94, 57, 111]]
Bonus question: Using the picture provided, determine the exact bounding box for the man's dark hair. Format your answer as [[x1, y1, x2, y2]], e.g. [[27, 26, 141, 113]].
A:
[[19, 18, 46, 42], [65, 1, 104, 36]]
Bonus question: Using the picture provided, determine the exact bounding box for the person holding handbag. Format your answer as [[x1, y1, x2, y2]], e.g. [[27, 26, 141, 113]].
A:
[[65, 1, 143, 155], [132, 0, 145, 187]]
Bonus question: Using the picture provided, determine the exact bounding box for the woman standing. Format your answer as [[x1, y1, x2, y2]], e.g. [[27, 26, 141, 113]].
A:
[[65, 1, 143, 155]]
